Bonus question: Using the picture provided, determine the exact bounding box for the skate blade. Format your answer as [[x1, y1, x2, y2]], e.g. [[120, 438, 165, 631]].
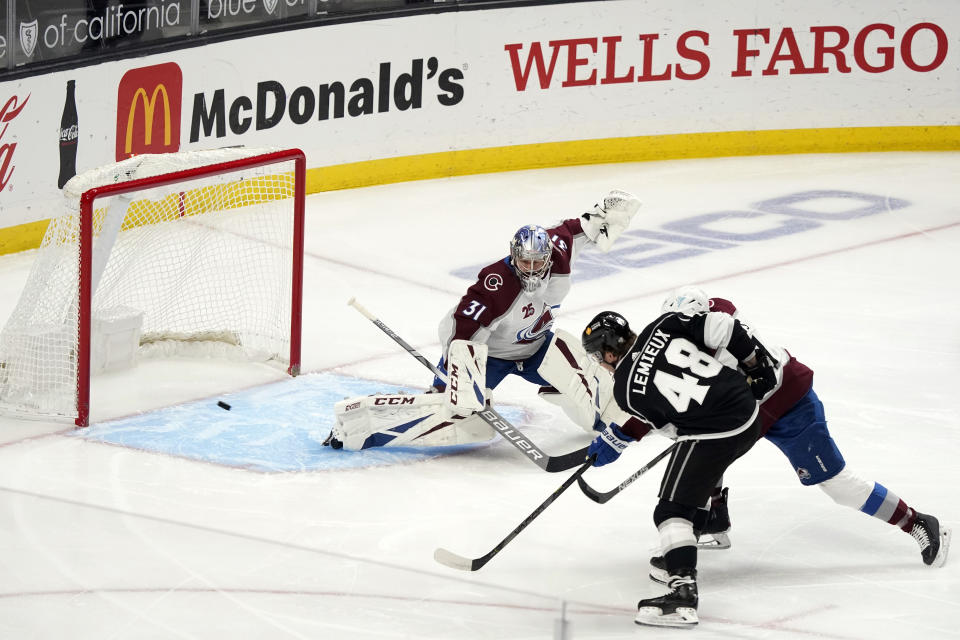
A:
[[932, 527, 952, 568], [635, 606, 698, 628], [697, 531, 731, 550]]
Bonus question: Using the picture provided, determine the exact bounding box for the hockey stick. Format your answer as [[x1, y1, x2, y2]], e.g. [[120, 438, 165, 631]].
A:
[[348, 297, 441, 380], [348, 298, 589, 472], [577, 442, 679, 504], [434, 456, 594, 571]]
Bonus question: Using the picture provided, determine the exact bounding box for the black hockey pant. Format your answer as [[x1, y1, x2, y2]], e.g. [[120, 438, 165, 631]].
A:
[[653, 416, 762, 573]]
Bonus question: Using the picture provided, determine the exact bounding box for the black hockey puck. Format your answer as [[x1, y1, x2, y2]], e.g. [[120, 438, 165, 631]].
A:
[[217, 401, 231, 411]]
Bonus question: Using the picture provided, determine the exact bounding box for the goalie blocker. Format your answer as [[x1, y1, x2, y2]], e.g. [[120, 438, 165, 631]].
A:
[[328, 332, 626, 451]]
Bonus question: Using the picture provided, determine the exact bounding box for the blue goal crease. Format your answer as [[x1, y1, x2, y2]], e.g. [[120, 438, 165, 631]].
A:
[[71, 372, 520, 473]]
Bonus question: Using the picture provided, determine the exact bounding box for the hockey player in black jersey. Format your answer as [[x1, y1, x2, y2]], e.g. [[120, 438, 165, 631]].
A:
[[645, 286, 950, 578], [581, 306, 777, 628]]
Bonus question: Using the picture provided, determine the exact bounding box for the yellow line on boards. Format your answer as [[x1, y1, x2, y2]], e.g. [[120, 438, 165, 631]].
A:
[[307, 125, 960, 191]]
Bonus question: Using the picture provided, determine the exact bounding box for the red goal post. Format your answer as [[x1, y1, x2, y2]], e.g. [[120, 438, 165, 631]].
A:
[[0, 147, 306, 427]]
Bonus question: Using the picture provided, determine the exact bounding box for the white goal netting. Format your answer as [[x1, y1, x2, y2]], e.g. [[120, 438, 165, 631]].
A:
[[0, 147, 303, 423]]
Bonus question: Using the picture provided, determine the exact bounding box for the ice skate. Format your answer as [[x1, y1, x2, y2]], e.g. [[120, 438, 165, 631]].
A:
[[635, 568, 699, 628], [911, 513, 951, 568]]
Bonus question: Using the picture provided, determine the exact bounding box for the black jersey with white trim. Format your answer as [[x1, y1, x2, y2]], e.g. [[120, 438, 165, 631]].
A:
[[611, 311, 758, 437]]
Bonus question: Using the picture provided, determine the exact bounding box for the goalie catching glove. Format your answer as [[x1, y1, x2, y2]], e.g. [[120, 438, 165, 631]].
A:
[[581, 189, 641, 252]]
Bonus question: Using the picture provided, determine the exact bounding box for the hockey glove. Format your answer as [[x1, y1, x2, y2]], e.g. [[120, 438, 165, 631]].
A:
[[587, 423, 634, 467], [742, 342, 778, 400], [580, 189, 641, 252]]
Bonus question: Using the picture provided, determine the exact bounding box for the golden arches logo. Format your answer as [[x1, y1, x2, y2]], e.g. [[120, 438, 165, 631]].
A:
[[116, 62, 182, 160], [125, 84, 172, 154]]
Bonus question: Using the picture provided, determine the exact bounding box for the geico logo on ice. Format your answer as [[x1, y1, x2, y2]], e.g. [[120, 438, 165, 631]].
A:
[[116, 62, 183, 160], [453, 190, 915, 283], [189, 58, 465, 142]]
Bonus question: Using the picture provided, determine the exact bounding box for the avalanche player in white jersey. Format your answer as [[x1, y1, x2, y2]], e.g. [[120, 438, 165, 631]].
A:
[[326, 190, 641, 451], [434, 222, 575, 382], [432, 219, 592, 394]]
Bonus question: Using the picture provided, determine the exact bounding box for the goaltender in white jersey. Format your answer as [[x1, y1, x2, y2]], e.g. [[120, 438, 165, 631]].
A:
[[327, 190, 642, 451]]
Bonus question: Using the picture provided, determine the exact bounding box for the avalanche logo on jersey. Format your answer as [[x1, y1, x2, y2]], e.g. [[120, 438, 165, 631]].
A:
[[516, 306, 556, 344], [484, 273, 504, 291]]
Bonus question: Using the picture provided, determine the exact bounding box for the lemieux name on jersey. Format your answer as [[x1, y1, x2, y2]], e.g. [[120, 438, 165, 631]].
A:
[[630, 328, 670, 396]]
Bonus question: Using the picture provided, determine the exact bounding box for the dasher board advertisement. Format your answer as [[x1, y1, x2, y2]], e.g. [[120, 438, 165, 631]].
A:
[[0, 0, 958, 232], [0, 0, 313, 70]]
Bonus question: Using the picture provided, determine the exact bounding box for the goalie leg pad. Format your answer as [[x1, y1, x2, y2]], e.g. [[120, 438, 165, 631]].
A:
[[333, 393, 494, 450], [537, 330, 609, 433], [445, 339, 488, 414]]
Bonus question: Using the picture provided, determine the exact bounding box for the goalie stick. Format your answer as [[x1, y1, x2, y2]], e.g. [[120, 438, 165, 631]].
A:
[[577, 442, 679, 504], [434, 456, 594, 571], [347, 298, 589, 472]]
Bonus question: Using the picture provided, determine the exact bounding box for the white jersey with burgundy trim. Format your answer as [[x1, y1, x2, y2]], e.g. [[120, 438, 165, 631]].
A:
[[707, 297, 814, 434], [439, 219, 589, 361], [611, 311, 759, 438]]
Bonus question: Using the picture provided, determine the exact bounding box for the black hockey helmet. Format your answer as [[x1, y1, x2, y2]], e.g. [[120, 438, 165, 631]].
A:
[[582, 311, 633, 359]]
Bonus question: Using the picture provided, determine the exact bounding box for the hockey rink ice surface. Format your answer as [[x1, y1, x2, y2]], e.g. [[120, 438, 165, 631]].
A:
[[0, 152, 957, 639]]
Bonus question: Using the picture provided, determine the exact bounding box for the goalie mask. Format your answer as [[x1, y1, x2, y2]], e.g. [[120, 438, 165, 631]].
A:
[[661, 285, 709, 316], [582, 311, 633, 361], [509, 225, 554, 293]]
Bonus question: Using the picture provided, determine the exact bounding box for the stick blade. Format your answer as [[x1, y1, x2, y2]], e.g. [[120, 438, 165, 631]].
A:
[[433, 547, 479, 571], [544, 445, 590, 472], [577, 476, 613, 504]]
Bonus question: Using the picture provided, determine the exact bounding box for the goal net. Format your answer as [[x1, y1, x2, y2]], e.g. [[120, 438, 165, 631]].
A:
[[0, 147, 306, 426]]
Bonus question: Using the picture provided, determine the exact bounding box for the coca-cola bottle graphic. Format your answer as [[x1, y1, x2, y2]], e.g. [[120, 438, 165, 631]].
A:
[[57, 80, 78, 189]]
